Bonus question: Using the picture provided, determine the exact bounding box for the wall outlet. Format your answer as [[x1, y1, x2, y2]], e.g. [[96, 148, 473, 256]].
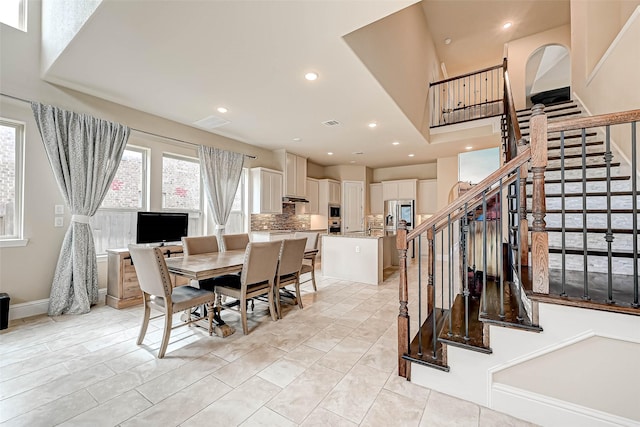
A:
[[54, 217, 63, 227], [355, 245, 360, 253], [54, 204, 64, 215]]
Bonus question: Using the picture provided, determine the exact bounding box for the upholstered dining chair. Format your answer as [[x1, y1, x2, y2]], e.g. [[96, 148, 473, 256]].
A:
[[222, 233, 250, 251], [213, 241, 281, 334], [128, 245, 215, 358], [274, 237, 307, 318], [294, 231, 319, 291], [182, 235, 219, 256]]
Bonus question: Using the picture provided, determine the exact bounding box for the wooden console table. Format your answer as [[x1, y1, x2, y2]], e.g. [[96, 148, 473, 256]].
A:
[[106, 245, 188, 309]]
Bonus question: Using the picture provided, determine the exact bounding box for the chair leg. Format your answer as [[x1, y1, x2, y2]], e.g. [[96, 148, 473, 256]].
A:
[[205, 301, 214, 336], [310, 259, 317, 291], [275, 286, 283, 320], [137, 295, 151, 345], [240, 296, 249, 335], [295, 277, 304, 309], [158, 307, 173, 358], [270, 286, 278, 321]]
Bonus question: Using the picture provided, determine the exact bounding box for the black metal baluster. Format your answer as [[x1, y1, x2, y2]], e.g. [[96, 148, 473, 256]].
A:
[[448, 214, 453, 336], [432, 225, 438, 358], [604, 125, 614, 304], [632, 122, 638, 307], [441, 227, 445, 311], [516, 168, 524, 321], [499, 180, 504, 318], [418, 234, 423, 356], [463, 202, 470, 341], [581, 128, 590, 300], [482, 192, 488, 318], [560, 131, 567, 296]]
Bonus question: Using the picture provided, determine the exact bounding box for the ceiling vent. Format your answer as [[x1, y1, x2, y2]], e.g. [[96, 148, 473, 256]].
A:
[[193, 115, 230, 129], [322, 119, 341, 127]]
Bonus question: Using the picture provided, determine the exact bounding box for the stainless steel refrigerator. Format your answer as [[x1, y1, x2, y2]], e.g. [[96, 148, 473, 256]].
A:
[[384, 199, 415, 231]]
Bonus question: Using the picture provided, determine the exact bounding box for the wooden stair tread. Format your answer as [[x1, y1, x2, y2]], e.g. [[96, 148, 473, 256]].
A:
[[542, 162, 621, 171], [526, 190, 636, 197], [404, 309, 450, 371], [545, 227, 637, 234], [526, 176, 630, 184], [526, 208, 637, 214], [438, 294, 491, 354], [547, 246, 637, 258], [547, 151, 605, 160], [479, 280, 542, 332], [519, 110, 582, 128], [547, 141, 604, 150], [547, 132, 598, 141], [516, 100, 576, 115]]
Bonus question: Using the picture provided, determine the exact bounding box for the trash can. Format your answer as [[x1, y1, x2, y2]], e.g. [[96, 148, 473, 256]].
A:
[[0, 293, 9, 330]]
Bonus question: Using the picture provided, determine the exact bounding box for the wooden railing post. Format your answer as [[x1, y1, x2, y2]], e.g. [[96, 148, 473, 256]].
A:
[[529, 104, 549, 294], [518, 137, 529, 266], [396, 220, 410, 378]]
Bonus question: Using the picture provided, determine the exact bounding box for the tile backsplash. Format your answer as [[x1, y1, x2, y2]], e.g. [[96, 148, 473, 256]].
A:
[[251, 203, 311, 231]]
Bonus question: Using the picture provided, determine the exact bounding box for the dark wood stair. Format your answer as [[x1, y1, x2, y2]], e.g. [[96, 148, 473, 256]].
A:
[[479, 280, 542, 332], [438, 294, 491, 354], [403, 309, 450, 372]]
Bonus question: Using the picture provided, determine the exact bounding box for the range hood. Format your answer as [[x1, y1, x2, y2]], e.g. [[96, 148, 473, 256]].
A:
[[282, 196, 309, 203]]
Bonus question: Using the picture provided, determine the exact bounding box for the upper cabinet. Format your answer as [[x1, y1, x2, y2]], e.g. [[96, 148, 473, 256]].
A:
[[369, 183, 383, 214], [276, 150, 307, 198], [306, 178, 319, 214], [318, 179, 341, 215], [382, 179, 417, 201], [250, 167, 283, 214], [418, 179, 437, 214]]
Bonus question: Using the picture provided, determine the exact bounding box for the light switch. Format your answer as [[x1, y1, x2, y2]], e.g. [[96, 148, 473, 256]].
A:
[[54, 217, 64, 227], [54, 205, 64, 215]]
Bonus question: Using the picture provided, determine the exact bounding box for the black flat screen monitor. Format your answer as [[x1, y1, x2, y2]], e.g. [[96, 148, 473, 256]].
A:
[[136, 212, 188, 245]]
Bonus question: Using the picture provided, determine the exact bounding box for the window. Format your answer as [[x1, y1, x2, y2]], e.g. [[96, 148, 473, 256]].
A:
[[91, 147, 148, 255], [162, 153, 202, 236], [0, 0, 26, 31], [224, 168, 247, 234], [459, 147, 500, 184], [0, 119, 24, 242]]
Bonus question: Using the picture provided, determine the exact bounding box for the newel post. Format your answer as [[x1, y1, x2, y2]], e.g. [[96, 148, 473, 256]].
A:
[[518, 137, 529, 266], [530, 104, 550, 294], [397, 220, 410, 378]]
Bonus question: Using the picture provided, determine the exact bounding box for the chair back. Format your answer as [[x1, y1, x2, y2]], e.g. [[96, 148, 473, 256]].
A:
[[241, 241, 281, 286], [222, 233, 250, 251], [182, 235, 219, 255], [293, 232, 319, 251], [277, 238, 307, 278], [128, 245, 172, 298]]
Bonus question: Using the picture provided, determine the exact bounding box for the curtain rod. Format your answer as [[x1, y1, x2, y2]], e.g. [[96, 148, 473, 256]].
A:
[[0, 92, 257, 159]]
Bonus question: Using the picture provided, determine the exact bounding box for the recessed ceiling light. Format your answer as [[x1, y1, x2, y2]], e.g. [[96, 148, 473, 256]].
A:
[[392, 141, 400, 146], [503, 22, 512, 29], [305, 72, 319, 81], [217, 107, 228, 113], [327, 152, 334, 155], [408, 154, 415, 157], [465, 146, 473, 150], [368, 122, 377, 128], [350, 160, 356, 164], [292, 137, 302, 142], [444, 37, 452, 45]]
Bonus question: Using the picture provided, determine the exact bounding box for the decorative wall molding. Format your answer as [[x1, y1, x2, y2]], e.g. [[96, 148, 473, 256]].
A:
[[9, 288, 108, 321]]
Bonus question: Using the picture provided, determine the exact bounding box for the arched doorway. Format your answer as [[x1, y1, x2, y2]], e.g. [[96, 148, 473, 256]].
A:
[[525, 44, 571, 108]]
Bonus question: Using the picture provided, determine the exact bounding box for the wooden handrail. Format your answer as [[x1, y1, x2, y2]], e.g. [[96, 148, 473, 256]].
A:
[[407, 146, 531, 242], [504, 69, 522, 142], [547, 109, 640, 132], [429, 63, 503, 87]]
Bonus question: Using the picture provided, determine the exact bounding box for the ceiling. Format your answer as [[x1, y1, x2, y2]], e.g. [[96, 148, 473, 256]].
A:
[[44, 0, 570, 169]]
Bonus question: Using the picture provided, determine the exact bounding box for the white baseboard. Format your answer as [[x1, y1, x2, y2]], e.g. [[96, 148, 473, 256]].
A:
[[492, 383, 638, 427], [8, 288, 108, 320]]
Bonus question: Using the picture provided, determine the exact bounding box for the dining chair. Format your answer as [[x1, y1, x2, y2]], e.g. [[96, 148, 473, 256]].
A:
[[222, 233, 250, 251], [274, 237, 307, 318], [294, 231, 319, 291], [213, 241, 281, 334], [128, 245, 215, 358], [182, 235, 219, 256]]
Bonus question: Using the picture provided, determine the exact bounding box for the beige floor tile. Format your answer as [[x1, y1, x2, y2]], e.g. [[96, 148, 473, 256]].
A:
[[240, 406, 298, 427], [358, 336, 398, 374], [212, 344, 285, 387], [0, 344, 88, 380], [257, 357, 308, 388], [86, 371, 145, 403], [300, 407, 357, 426], [320, 363, 390, 424], [420, 390, 480, 427], [104, 347, 157, 373], [383, 373, 431, 404], [182, 376, 281, 426], [479, 407, 538, 426], [361, 389, 426, 427], [316, 336, 372, 373], [59, 389, 152, 427], [266, 364, 344, 424], [282, 344, 325, 366], [0, 361, 71, 399], [1, 389, 97, 427]]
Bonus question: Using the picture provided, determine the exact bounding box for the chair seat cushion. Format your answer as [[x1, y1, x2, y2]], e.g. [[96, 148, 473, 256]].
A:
[[151, 286, 215, 312], [300, 264, 313, 274]]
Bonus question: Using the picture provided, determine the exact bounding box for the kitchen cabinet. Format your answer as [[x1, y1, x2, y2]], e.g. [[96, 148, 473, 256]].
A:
[[306, 178, 319, 214], [369, 183, 383, 214], [250, 167, 283, 214], [382, 179, 417, 201], [276, 150, 307, 198], [318, 179, 341, 216], [418, 179, 437, 214]]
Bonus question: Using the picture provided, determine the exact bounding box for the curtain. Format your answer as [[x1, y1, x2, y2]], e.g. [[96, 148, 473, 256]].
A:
[[31, 103, 130, 315], [198, 146, 245, 251]]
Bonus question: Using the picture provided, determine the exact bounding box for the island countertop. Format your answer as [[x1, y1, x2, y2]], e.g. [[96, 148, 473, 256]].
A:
[[325, 230, 396, 239]]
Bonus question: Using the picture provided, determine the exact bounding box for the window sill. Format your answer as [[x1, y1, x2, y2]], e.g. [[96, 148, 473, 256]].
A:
[[0, 238, 30, 248]]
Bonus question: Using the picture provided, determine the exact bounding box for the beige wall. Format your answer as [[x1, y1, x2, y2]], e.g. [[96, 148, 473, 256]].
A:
[[506, 25, 571, 110], [323, 165, 367, 182], [571, 2, 640, 166], [0, 1, 275, 305], [372, 162, 437, 182], [436, 156, 458, 210]]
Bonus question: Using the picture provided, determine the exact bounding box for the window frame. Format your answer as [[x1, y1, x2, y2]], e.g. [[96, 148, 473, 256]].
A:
[[99, 145, 149, 211], [0, 0, 27, 32], [161, 152, 203, 213], [0, 118, 26, 246]]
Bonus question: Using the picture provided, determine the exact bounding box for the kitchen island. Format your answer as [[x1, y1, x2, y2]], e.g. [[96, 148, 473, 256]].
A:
[[322, 230, 398, 285]]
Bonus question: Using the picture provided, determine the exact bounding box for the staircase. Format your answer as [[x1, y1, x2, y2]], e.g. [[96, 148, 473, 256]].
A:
[[397, 63, 640, 425]]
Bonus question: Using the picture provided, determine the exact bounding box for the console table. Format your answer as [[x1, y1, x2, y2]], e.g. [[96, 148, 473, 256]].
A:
[[106, 245, 188, 309]]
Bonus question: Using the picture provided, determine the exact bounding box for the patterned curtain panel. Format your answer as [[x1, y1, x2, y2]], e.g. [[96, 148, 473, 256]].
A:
[[31, 103, 130, 315], [198, 146, 245, 251]]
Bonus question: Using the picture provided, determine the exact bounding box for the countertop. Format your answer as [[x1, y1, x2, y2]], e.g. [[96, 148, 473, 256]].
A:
[[324, 230, 396, 239], [251, 229, 326, 234]]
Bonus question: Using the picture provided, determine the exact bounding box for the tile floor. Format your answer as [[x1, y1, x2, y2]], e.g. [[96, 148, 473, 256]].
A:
[[0, 269, 536, 426]]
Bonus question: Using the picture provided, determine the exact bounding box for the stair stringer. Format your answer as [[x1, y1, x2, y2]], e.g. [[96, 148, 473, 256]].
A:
[[409, 303, 640, 426]]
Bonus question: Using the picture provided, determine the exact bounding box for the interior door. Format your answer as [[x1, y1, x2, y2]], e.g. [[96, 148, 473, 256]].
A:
[[342, 181, 364, 233]]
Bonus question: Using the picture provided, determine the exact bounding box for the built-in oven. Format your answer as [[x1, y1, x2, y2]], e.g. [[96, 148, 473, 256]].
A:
[[328, 219, 341, 234], [329, 204, 341, 218]]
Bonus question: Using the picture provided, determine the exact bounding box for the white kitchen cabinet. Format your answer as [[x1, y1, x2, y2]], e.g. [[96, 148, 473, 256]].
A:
[[318, 179, 341, 216], [278, 150, 307, 198], [306, 178, 319, 214], [369, 183, 383, 214], [250, 167, 283, 214], [329, 180, 340, 204], [382, 179, 417, 201], [418, 179, 437, 214]]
